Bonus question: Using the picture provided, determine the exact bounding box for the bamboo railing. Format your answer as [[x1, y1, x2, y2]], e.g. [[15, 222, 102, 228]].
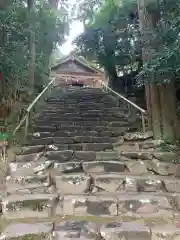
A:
[[12, 77, 55, 138], [99, 80, 147, 133]]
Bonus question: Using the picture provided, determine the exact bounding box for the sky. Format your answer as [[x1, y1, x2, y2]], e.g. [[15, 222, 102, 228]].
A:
[[59, 0, 84, 56], [60, 21, 84, 55]]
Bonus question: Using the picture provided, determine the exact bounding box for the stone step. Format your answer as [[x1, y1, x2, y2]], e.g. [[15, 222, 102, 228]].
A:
[[8, 151, 180, 180], [7, 160, 180, 195], [34, 120, 129, 127], [7, 172, 177, 196], [28, 130, 114, 138], [27, 131, 115, 143], [2, 220, 180, 240], [1, 192, 179, 220], [26, 136, 115, 146], [43, 107, 128, 112], [8, 168, 178, 196], [35, 116, 127, 122], [3, 87, 157, 234], [45, 103, 117, 108], [32, 125, 109, 133], [14, 150, 119, 162]]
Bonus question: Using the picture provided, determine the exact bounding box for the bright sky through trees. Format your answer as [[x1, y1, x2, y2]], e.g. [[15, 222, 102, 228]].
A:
[[60, 20, 84, 55], [59, 0, 84, 55]]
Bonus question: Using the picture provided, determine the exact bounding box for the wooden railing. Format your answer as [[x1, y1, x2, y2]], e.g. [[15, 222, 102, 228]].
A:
[[99, 80, 147, 133], [12, 77, 55, 138]]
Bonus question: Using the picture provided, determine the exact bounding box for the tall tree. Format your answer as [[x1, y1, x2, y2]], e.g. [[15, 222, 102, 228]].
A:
[[137, 0, 179, 140], [75, 0, 140, 88], [0, 0, 69, 118], [27, 0, 36, 95]]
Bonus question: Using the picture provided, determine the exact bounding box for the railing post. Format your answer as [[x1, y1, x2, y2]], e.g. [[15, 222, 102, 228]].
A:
[[128, 104, 131, 116], [24, 112, 30, 139], [141, 112, 146, 133], [116, 96, 119, 107]]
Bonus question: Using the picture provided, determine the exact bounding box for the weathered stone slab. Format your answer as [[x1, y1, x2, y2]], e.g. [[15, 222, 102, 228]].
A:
[[125, 160, 148, 175], [57, 195, 118, 216], [153, 152, 177, 162], [149, 159, 177, 176], [16, 145, 45, 155], [74, 136, 93, 143], [114, 142, 139, 154], [83, 143, 113, 151], [113, 136, 124, 147], [54, 162, 82, 174], [0, 223, 53, 240], [124, 176, 164, 193], [111, 127, 129, 136], [68, 144, 82, 151], [118, 194, 172, 214], [75, 131, 99, 137], [96, 151, 119, 161], [30, 137, 53, 145], [93, 137, 111, 143], [8, 161, 53, 176], [124, 176, 138, 192], [124, 131, 153, 141], [151, 224, 180, 240], [175, 195, 180, 210], [100, 222, 151, 240], [99, 131, 113, 137], [121, 152, 152, 160], [53, 137, 74, 144], [164, 179, 180, 193], [137, 178, 163, 192], [7, 185, 55, 195], [45, 150, 73, 161], [58, 125, 82, 131], [46, 144, 69, 151], [6, 174, 50, 193], [109, 121, 130, 127], [1, 194, 57, 219], [54, 221, 99, 239], [93, 174, 124, 193], [74, 151, 96, 161], [55, 174, 91, 194], [53, 131, 69, 137], [33, 125, 56, 132], [83, 161, 125, 173], [15, 152, 44, 162], [30, 132, 53, 139], [139, 139, 163, 149]]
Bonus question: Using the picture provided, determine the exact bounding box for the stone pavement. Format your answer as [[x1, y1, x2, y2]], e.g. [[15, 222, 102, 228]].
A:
[[1, 87, 180, 239]]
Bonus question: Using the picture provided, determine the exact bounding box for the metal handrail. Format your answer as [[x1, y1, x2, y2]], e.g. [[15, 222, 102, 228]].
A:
[[12, 77, 55, 137], [99, 80, 147, 132]]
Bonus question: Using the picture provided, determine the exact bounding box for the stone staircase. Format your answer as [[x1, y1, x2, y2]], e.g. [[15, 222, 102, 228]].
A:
[[1, 86, 180, 239]]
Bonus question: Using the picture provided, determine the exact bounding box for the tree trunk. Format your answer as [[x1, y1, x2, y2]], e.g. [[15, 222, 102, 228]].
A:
[[159, 82, 178, 141], [0, 0, 7, 8], [137, 0, 155, 130], [150, 84, 162, 138], [137, 0, 178, 140], [48, 0, 59, 7], [27, 0, 36, 95]]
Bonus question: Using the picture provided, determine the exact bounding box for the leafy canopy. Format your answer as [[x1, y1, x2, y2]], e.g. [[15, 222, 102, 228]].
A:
[[138, 0, 180, 85], [75, 0, 140, 79], [0, 0, 69, 102]]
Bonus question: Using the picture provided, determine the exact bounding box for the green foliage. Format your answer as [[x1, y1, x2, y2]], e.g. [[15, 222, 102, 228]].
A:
[[0, 0, 69, 119], [137, 0, 180, 85], [50, 49, 64, 66], [0, 1, 29, 100], [74, 0, 139, 80]]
